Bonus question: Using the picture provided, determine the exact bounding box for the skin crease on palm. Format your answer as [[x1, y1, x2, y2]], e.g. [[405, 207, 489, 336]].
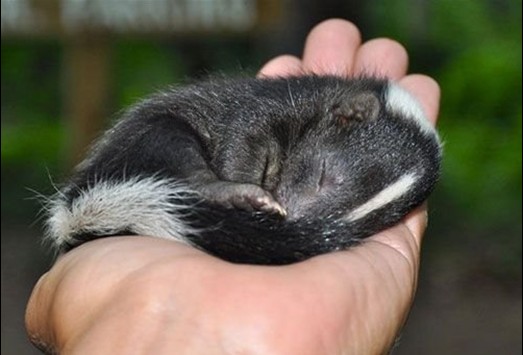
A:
[[25, 19, 440, 355]]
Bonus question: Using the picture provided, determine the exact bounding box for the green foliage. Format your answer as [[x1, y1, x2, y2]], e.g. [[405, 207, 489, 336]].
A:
[[1, 40, 64, 167], [439, 41, 522, 222], [1, 121, 65, 166], [113, 40, 187, 107], [1, 41, 62, 124]]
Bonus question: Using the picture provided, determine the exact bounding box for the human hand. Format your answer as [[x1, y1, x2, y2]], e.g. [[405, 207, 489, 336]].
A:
[[26, 19, 440, 355]]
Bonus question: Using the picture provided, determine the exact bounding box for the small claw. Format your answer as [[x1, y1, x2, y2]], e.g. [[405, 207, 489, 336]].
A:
[[255, 196, 287, 217], [273, 203, 287, 217]]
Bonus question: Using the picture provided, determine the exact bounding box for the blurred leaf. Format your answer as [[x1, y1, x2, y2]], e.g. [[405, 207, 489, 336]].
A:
[[114, 40, 187, 107], [1, 121, 65, 166]]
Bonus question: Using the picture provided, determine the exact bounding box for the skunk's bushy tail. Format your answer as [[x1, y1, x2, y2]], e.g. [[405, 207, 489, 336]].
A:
[[46, 176, 374, 264]]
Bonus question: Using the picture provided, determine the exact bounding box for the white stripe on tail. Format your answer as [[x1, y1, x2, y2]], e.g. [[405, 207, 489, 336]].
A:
[[46, 177, 198, 247]]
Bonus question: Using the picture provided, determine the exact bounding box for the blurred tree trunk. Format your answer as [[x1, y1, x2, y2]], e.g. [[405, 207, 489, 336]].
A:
[[63, 35, 112, 167]]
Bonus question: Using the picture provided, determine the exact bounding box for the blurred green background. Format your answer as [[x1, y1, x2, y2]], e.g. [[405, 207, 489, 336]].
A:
[[1, 0, 521, 354]]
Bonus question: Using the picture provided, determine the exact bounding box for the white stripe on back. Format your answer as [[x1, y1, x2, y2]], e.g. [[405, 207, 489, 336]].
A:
[[344, 172, 418, 222]]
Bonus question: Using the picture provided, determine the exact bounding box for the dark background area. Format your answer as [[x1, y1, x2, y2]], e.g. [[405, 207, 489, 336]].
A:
[[2, 0, 521, 354]]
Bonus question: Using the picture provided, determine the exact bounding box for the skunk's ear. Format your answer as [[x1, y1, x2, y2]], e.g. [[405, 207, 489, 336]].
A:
[[334, 92, 380, 126]]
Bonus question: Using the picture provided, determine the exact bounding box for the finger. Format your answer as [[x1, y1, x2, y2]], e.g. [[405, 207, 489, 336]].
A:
[[25, 273, 57, 354], [353, 38, 409, 80], [302, 19, 362, 76], [367, 220, 422, 269], [398, 74, 441, 125], [402, 203, 428, 251], [258, 55, 303, 78], [360, 205, 427, 267]]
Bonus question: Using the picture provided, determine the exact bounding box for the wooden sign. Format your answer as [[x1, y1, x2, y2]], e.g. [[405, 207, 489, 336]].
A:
[[1, 0, 282, 37]]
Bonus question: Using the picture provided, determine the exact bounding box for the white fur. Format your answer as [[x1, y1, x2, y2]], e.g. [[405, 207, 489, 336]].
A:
[[386, 83, 438, 138], [344, 172, 418, 222], [46, 177, 198, 247]]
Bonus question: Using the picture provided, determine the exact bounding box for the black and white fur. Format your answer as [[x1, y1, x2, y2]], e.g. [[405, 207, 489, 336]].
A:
[[46, 75, 442, 265]]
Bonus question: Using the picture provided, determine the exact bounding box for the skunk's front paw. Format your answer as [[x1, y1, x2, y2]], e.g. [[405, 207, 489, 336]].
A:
[[198, 181, 286, 216]]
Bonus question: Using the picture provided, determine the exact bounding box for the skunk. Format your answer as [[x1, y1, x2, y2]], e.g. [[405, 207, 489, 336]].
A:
[[46, 75, 442, 265]]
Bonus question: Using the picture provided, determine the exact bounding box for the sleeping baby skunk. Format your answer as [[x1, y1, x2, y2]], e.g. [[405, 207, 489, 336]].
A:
[[46, 75, 442, 265]]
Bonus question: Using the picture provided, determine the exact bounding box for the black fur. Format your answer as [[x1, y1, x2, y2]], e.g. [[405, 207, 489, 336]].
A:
[[51, 75, 441, 265]]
